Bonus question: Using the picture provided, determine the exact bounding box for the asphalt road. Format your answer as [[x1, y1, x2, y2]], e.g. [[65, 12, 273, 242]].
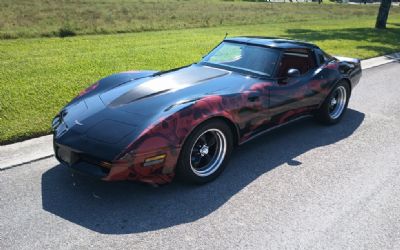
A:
[[1, 63, 400, 250]]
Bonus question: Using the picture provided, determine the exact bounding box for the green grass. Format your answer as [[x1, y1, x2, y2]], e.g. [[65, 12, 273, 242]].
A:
[[0, 0, 397, 39], [0, 2, 400, 144]]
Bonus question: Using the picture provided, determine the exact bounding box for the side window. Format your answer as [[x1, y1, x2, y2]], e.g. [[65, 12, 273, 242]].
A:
[[317, 53, 326, 65], [277, 49, 316, 78], [315, 49, 333, 65]]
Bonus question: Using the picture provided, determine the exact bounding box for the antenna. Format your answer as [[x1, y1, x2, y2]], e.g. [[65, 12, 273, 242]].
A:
[[224, 32, 228, 39]]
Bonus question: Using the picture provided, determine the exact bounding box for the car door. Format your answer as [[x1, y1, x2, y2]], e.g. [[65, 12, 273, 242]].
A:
[[267, 48, 321, 124]]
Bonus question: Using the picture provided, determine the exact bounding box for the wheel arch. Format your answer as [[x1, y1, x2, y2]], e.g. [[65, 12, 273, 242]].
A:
[[180, 115, 240, 149], [175, 115, 238, 183], [317, 77, 352, 110], [340, 77, 352, 96], [209, 116, 240, 147]]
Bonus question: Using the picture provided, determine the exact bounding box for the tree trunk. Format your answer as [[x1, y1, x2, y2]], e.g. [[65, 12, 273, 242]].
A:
[[375, 0, 392, 29]]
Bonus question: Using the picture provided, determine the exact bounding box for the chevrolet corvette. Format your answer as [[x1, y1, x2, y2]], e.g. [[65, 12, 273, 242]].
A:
[[52, 37, 362, 184]]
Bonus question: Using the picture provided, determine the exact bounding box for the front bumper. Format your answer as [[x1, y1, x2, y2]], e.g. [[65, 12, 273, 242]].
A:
[[65, 161, 110, 179], [53, 141, 178, 184], [54, 143, 111, 179]]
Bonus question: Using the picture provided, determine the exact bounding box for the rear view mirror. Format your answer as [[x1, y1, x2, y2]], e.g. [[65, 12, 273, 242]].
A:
[[287, 68, 300, 78]]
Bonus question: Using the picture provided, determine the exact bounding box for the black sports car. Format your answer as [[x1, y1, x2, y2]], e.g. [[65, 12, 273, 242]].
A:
[[52, 37, 362, 184]]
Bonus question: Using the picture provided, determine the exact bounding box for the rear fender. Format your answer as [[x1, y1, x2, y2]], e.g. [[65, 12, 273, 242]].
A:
[[335, 56, 362, 89]]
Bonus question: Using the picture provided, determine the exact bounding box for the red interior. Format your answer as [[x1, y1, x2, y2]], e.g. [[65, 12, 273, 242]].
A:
[[277, 52, 316, 78]]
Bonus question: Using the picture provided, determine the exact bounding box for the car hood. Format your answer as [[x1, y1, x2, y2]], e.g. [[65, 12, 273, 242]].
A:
[[53, 64, 238, 160], [98, 64, 230, 115]]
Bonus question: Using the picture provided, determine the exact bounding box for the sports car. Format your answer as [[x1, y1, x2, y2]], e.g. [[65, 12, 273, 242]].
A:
[[52, 37, 362, 184]]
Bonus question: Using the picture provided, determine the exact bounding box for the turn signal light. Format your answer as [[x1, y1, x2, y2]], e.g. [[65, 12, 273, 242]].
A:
[[99, 161, 113, 169], [144, 154, 166, 167]]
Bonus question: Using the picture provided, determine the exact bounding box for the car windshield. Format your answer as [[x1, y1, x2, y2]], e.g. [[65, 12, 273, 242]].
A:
[[200, 42, 280, 77]]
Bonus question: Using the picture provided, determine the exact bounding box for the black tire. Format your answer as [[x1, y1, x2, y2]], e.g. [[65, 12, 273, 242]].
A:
[[176, 119, 233, 184], [314, 81, 350, 125]]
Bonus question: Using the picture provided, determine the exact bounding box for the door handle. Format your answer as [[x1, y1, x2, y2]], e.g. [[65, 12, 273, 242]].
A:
[[247, 93, 260, 102]]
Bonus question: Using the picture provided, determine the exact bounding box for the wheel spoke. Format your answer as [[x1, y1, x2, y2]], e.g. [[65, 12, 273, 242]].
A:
[[198, 135, 207, 145], [192, 147, 200, 155], [207, 134, 217, 147], [191, 156, 201, 166]]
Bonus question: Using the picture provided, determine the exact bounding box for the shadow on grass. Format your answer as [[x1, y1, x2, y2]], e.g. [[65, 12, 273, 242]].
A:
[[358, 46, 400, 62], [285, 27, 400, 56], [386, 51, 400, 62], [41, 109, 364, 235]]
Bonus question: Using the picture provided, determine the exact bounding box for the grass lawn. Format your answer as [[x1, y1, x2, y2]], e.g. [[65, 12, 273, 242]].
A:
[[0, 4, 400, 144], [0, 0, 397, 39]]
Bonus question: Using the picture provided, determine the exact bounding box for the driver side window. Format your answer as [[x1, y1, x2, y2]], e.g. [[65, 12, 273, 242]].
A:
[[276, 49, 316, 80]]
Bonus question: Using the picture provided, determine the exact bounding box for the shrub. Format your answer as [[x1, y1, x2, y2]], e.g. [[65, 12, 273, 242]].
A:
[[58, 26, 76, 38]]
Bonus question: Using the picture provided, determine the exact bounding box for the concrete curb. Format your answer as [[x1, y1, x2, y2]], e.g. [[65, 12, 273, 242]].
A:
[[361, 52, 400, 69], [1, 52, 399, 170], [0, 135, 54, 170]]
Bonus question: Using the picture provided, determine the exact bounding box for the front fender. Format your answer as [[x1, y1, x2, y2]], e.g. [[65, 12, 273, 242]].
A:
[[115, 95, 238, 174]]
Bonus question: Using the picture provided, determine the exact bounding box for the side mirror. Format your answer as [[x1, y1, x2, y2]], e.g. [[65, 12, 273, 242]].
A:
[[287, 68, 300, 78]]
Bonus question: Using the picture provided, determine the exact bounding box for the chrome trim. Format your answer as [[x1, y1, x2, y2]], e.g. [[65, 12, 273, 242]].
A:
[[189, 128, 227, 177], [329, 86, 347, 120]]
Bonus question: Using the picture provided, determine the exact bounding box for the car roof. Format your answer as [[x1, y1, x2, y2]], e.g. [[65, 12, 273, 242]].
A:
[[224, 36, 319, 50]]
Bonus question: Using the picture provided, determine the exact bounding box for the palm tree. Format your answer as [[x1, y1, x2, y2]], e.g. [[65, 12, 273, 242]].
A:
[[375, 0, 392, 29]]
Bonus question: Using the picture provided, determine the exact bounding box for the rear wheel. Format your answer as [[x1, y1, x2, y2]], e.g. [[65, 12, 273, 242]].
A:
[[176, 120, 233, 184], [314, 81, 350, 125]]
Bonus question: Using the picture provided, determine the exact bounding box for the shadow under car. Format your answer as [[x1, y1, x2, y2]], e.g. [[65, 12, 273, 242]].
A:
[[41, 109, 365, 234]]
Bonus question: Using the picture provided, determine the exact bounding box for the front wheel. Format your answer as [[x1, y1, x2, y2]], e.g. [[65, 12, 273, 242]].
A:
[[314, 81, 350, 125], [176, 120, 233, 184]]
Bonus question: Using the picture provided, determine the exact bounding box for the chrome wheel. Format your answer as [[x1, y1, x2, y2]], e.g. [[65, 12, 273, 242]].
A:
[[329, 86, 347, 119], [189, 128, 227, 177]]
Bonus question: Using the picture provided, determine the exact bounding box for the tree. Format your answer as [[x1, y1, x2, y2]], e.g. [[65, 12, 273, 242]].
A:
[[375, 0, 392, 29]]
